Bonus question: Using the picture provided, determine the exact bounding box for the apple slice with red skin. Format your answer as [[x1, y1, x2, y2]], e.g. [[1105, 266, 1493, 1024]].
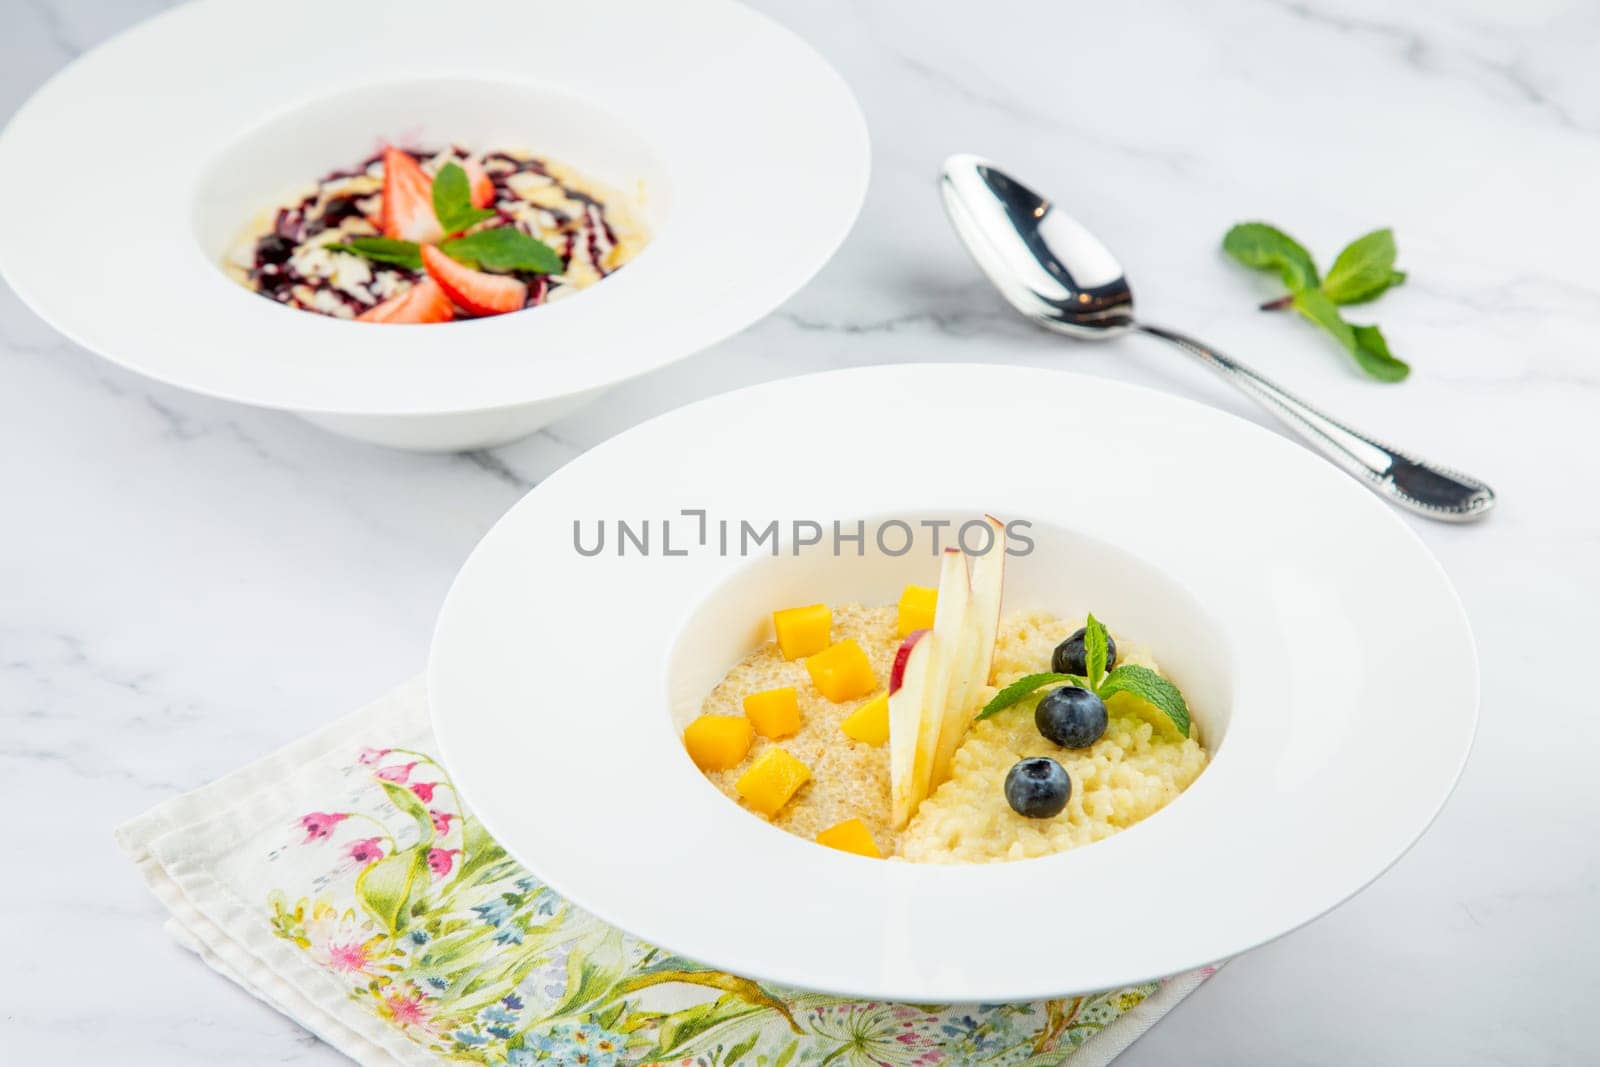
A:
[[928, 547, 982, 789], [967, 515, 1007, 697], [888, 519, 1012, 828], [889, 627, 945, 829], [889, 628, 926, 693]]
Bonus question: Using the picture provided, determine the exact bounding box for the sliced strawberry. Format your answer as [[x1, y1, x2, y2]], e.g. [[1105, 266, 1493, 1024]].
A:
[[463, 158, 495, 209], [356, 278, 453, 324], [421, 244, 527, 316], [380, 147, 443, 244]]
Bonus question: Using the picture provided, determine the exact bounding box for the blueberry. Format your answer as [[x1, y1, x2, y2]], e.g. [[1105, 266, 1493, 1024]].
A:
[[1035, 686, 1108, 749], [1052, 627, 1117, 676], [1005, 757, 1071, 818]]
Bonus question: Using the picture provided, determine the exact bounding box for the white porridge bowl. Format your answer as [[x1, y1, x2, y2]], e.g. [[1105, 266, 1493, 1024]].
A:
[[0, 0, 868, 451], [428, 363, 1479, 1001]]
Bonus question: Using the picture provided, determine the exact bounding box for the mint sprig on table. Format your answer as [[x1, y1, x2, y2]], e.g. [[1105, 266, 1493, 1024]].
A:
[[1222, 222, 1410, 382], [974, 614, 1192, 737], [325, 162, 563, 275]]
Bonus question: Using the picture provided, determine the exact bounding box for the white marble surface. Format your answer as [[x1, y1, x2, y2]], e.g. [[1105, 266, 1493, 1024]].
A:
[[3, 0, 1599, 1062]]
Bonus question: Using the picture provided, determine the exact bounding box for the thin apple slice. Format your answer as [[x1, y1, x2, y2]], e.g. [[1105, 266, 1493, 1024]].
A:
[[928, 547, 980, 788], [888, 629, 925, 694], [889, 628, 944, 829], [968, 514, 1007, 695]]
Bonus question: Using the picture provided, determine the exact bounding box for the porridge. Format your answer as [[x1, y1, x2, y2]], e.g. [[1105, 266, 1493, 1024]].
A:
[[682, 516, 1208, 864], [225, 145, 649, 323], [898, 611, 1206, 863]]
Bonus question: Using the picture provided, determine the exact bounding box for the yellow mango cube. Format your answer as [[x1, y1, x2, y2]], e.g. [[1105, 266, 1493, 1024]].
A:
[[773, 603, 832, 660], [682, 714, 754, 771], [840, 692, 890, 746], [743, 686, 801, 738], [897, 585, 938, 636], [735, 747, 811, 817], [816, 818, 882, 858], [805, 639, 878, 703]]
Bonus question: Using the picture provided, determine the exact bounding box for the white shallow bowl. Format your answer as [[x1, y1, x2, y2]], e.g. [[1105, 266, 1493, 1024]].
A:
[[429, 364, 1478, 1001], [0, 0, 868, 451]]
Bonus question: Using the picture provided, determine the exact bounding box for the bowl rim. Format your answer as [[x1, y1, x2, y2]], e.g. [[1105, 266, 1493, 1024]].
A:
[[0, 0, 870, 416], [427, 363, 1480, 1000]]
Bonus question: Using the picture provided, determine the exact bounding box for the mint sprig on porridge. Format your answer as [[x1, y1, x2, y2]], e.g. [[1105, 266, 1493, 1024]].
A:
[[442, 227, 565, 274], [327, 229, 562, 276], [1097, 664, 1192, 738], [975, 614, 1192, 737], [321, 236, 424, 270], [974, 672, 1084, 721], [1084, 611, 1110, 689], [431, 161, 497, 234]]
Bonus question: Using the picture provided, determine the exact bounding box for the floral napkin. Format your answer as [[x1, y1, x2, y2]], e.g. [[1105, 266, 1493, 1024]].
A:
[[117, 678, 1216, 1066]]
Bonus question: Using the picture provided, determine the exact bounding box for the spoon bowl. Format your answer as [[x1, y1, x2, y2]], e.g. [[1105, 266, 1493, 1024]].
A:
[[941, 154, 1134, 338]]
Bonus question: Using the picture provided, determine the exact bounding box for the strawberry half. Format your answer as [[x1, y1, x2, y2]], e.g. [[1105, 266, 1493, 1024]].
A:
[[356, 278, 453, 324], [421, 244, 527, 316], [463, 158, 495, 209], [380, 147, 443, 244]]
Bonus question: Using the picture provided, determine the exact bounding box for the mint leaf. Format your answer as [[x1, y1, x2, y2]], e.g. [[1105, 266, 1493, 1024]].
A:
[[323, 237, 422, 270], [1330, 269, 1406, 306], [1083, 613, 1109, 690], [1097, 664, 1191, 738], [1223, 222, 1319, 292], [1350, 323, 1411, 382], [1293, 289, 1410, 381], [432, 162, 496, 234], [442, 227, 564, 275], [974, 672, 1085, 721], [1322, 228, 1404, 305], [1292, 287, 1354, 349]]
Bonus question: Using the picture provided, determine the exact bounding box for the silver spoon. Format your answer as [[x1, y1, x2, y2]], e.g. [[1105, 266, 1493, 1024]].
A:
[[940, 154, 1495, 523]]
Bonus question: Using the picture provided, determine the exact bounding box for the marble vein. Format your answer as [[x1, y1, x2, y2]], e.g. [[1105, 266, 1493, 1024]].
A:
[[776, 306, 1020, 338], [458, 449, 537, 491], [886, 51, 1200, 175], [1263, 0, 1593, 134], [19, 0, 83, 61]]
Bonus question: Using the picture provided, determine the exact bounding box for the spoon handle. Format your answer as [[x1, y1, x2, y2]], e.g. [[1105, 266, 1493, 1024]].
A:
[[1135, 323, 1495, 522]]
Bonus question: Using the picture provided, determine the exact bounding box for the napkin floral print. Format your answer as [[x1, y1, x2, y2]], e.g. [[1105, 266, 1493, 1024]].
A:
[[269, 743, 1177, 1065]]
